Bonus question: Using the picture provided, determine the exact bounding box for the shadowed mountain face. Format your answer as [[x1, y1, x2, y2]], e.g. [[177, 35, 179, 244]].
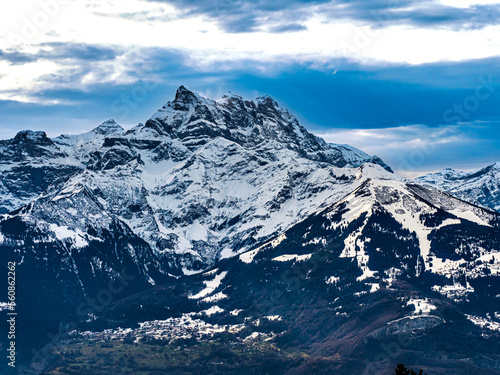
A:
[[0, 87, 498, 374]]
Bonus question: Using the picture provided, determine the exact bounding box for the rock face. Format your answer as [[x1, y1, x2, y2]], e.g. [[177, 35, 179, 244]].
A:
[[0, 87, 499, 374], [416, 163, 500, 212]]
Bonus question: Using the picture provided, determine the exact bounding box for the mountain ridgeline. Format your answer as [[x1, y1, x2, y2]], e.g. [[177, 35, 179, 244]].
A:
[[0, 87, 499, 375]]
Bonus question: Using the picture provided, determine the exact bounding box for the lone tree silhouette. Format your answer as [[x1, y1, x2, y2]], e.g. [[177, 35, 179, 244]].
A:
[[394, 363, 427, 375]]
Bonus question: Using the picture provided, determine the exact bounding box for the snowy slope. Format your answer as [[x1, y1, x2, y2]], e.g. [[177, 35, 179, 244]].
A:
[[236, 163, 499, 290], [53, 119, 125, 162]]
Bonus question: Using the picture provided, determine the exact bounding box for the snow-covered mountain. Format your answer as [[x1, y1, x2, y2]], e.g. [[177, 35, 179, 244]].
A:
[[416, 163, 500, 212], [0, 86, 392, 276], [0, 130, 82, 213], [1, 87, 499, 374], [53, 119, 125, 162]]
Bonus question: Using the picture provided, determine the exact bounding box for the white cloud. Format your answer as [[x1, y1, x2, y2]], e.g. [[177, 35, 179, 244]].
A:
[[317, 124, 470, 150], [439, 0, 500, 8], [0, 59, 62, 102]]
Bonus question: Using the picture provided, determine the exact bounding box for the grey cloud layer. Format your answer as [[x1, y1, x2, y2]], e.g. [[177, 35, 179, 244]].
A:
[[144, 0, 500, 32], [0, 43, 122, 65]]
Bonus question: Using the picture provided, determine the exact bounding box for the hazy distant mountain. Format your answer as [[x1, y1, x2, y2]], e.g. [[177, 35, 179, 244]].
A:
[[416, 163, 500, 212]]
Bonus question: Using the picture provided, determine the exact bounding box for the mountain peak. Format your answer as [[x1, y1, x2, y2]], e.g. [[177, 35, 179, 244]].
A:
[[6, 129, 65, 159], [92, 119, 124, 135], [144, 88, 392, 172], [14, 130, 52, 146], [490, 162, 500, 170], [15, 129, 48, 140], [217, 91, 247, 111], [221, 91, 243, 100], [174, 85, 201, 104], [357, 162, 398, 181], [256, 95, 279, 109]]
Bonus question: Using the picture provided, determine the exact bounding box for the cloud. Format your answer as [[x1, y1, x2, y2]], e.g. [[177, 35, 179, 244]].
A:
[[1, 40, 499, 125], [317, 0, 500, 29], [145, 0, 500, 33], [144, 0, 323, 32], [93, 11, 176, 23], [0, 49, 38, 65], [40, 43, 122, 61], [269, 23, 308, 33], [0, 43, 188, 103], [0, 43, 121, 65], [317, 124, 470, 152], [2, 0, 500, 74]]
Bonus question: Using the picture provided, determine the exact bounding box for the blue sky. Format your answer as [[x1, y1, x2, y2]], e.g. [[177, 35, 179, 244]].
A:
[[1, 0, 499, 176]]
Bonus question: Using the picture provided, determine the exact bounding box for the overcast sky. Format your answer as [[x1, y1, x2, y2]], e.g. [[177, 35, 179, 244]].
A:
[[1, 0, 499, 176]]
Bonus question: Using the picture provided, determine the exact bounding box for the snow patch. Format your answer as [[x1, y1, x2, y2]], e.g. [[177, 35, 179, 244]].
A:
[[239, 249, 260, 264], [369, 283, 380, 293], [201, 292, 227, 303], [271, 233, 287, 248], [48, 224, 88, 248], [201, 306, 224, 316], [466, 314, 500, 332], [326, 276, 340, 285], [264, 315, 282, 321], [407, 298, 436, 315], [272, 254, 312, 262], [189, 271, 228, 299]]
